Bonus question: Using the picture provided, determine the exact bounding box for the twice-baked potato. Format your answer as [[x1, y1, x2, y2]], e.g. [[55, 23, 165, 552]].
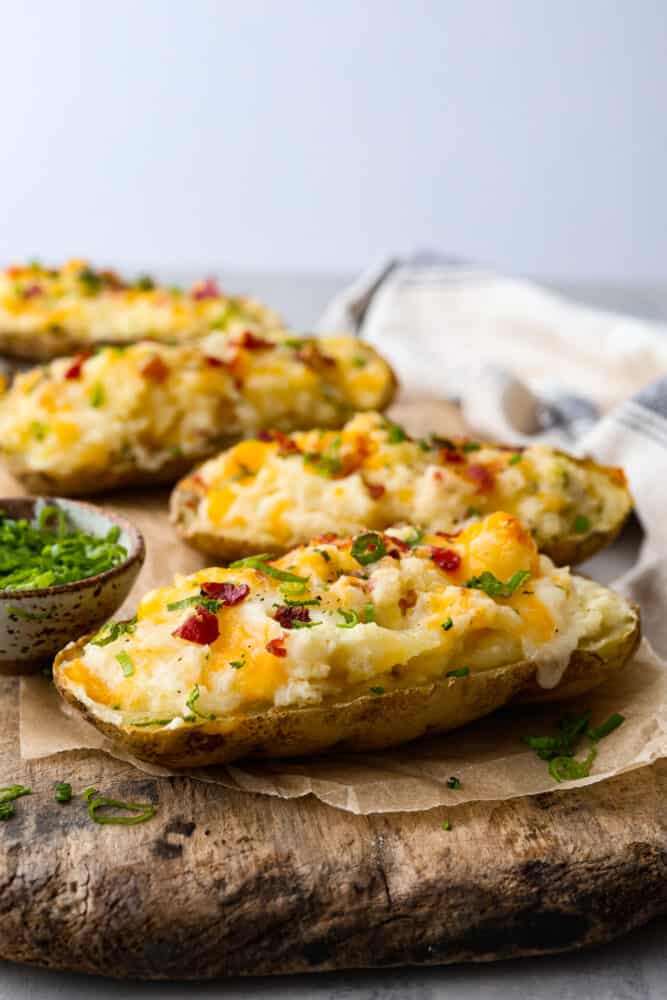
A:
[[171, 411, 632, 567], [0, 258, 280, 360], [0, 336, 396, 495], [54, 512, 640, 768]]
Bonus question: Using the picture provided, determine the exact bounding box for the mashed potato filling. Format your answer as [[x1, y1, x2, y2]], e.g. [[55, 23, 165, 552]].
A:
[[177, 411, 629, 554], [61, 513, 623, 729], [0, 259, 279, 345], [0, 338, 394, 477]]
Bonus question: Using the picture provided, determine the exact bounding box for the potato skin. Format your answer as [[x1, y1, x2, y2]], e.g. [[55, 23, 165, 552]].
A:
[[171, 449, 632, 568], [53, 601, 640, 769]]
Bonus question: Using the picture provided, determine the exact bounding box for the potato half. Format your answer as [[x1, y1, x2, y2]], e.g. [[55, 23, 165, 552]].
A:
[[54, 512, 640, 768], [0, 259, 280, 360], [0, 337, 396, 495], [171, 412, 631, 567]]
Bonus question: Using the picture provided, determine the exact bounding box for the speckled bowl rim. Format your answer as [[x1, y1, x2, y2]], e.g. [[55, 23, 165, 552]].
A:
[[0, 497, 145, 600]]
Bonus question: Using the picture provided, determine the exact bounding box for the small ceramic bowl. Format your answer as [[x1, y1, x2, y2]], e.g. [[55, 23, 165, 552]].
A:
[[0, 497, 145, 674]]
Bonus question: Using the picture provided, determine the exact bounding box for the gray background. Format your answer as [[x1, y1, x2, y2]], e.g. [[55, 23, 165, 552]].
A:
[[1, 0, 666, 280]]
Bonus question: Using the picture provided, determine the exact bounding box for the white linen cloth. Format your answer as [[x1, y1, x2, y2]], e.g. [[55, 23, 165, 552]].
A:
[[317, 257, 667, 654]]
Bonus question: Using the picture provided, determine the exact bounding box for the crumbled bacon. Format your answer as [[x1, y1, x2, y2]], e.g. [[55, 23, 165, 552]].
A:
[[172, 606, 220, 645], [21, 284, 42, 299], [466, 463, 495, 492], [431, 548, 461, 573], [200, 581, 250, 605], [266, 637, 287, 657], [64, 352, 92, 380], [398, 590, 418, 614], [365, 481, 385, 500], [296, 344, 336, 369], [273, 605, 311, 629], [236, 330, 272, 351], [314, 532, 338, 544], [205, 355, 226, 368], [441, 450, 464, 464], [192, 277, 221, 300], [257, 429, 300, 455], [386, 534, 410, 552], [141, 355, 170, 382]]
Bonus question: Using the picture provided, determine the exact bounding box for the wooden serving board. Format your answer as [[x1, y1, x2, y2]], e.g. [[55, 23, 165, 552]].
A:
[[1, 396, 666, 979], [1, 677, 667, 979]]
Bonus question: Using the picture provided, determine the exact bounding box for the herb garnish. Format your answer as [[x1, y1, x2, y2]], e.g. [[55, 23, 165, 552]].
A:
[[91, 617, 137, 646], [303, 437, 343, 477], [0, 506, 127, 591], [351, 532, 387, 566], [462, 442, 481, 452], [446, 666, 470, 678], [185, 684, 216, 720], [369, 686, 385, 695], [89, 382, 105, 407], [87, 793, 156, 825], [464, 570, 531, 598], [523, 710, 625, 782], [508, 452, 522, 465], [229, 554, 308, 584], [447, 776, 461, 790], [441, 819, 452, 831], [116, 651, 135, 676], [55, 782, 72, 803], [573, 515, 591, 534], [386, 423, 407, 443], [337, 608, 360, 628], [0, 784, 31, 820], [441, 617, 454, 631]]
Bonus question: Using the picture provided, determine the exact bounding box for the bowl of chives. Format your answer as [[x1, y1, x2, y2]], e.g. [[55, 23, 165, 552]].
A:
[[0, 498, 144, 674]]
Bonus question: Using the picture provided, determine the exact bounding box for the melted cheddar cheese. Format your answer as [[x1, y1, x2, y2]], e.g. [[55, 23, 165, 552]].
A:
[[174, 411, 630, 556], [59, 513, 623, 727]]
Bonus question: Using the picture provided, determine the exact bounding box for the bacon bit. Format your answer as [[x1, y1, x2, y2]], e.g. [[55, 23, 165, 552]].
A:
[[365, 481, 385, 500], [442, 450, 464, 464], [236, 330, 272, 351], [431, 548, 461, 573], [21, 284, 42, 299], [192, 277, 221, 300], [266, 637, 287, 657], [296, 344, 336, 369], [7, 266, 22, 279], [200, 581, 250, 605], [273, 605, 311, 629], [466, 463, 495, 492], [64, 352, 92, 379], [172, 606, 220, 645], [141, 355, 170, 382], [205, 355, 226, 368], [386, 534, 410, 552], [313, 532, 339, 544], [99, 269, 125, 290], [398, 590, 418, 614], [257, 429, 300, 455]]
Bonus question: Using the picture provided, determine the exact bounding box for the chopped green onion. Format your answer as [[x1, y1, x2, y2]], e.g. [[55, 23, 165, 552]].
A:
[[549, 746, 597, 783], [465, 570, 531, 598], [229, 554, 308, 584], [351, 532, 387, 566], [337, 608, 360, 628], [441, 819, 452, 831], [588, 712, 625, 742], [508, 452, 522, 465], [369, 686, 385, 695], [462, 442, 481, 452], [441, 617, 454, 631], [87, 794, 156, 825], [90, 617, 137, 646], [116, 651, 135, 677], [185, 684, 216, 720], [89, 382, 105, 407], [229, 659, 245, 670], [446, 776, 461, 790], [55, 782, 72, 804], [446, 666, 470, 678], [362, 602, 376, 623], [386, 423, 407, 443], [573, 515, 591, 534]]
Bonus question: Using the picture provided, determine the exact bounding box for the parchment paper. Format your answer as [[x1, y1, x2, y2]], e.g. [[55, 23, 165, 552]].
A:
[[7, 406, 667, 816]]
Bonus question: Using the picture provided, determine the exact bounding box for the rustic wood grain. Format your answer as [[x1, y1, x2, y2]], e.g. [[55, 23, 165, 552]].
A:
[[0, 396, 665, 979], [1, 673, 666, 980]]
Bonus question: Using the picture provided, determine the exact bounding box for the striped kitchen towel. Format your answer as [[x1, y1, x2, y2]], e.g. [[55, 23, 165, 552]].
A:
[[317, 256, 667, 654]]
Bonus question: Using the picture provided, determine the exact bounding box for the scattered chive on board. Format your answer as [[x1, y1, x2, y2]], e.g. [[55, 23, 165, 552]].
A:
[[0, 505, 126, 590]]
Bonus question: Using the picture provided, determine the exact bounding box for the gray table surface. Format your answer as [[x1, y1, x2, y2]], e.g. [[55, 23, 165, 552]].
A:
[[3, 272, 666, 999]]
